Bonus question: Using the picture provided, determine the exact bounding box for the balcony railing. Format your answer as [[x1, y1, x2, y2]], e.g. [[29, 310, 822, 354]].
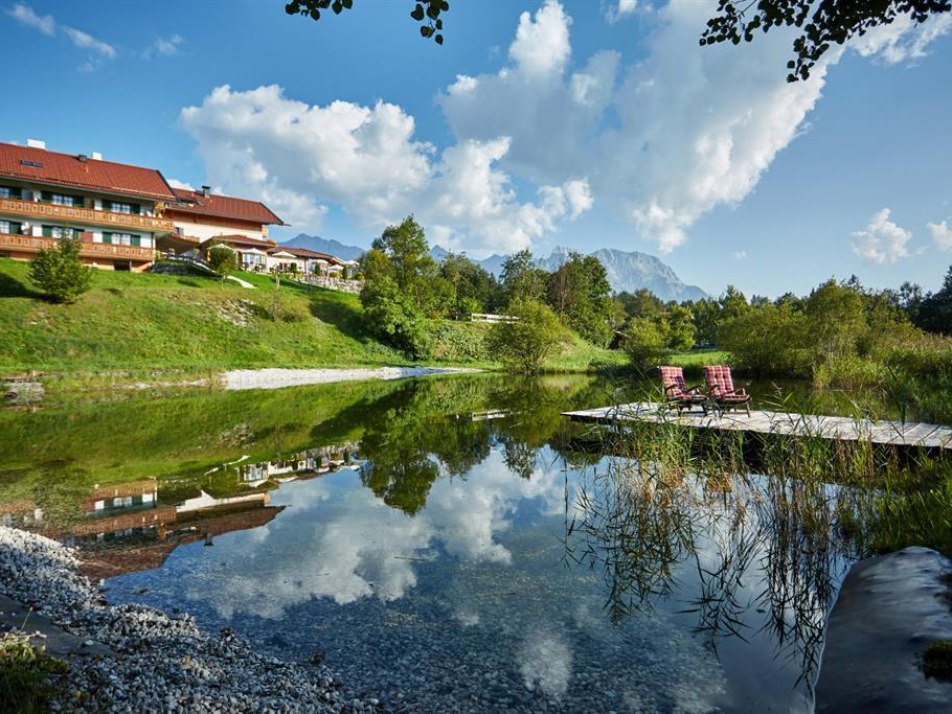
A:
[[0, 198, 174, 233], [0, 233, 155, 261]]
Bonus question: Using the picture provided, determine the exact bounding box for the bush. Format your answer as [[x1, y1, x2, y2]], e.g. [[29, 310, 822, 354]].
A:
[[260, 291, 310, 323], [361, 276, 432, 359], [622, 317, 668, 371], [28, 235, 92, 303], [485, 299, 567, 372], [207, 245, 238, 278], [0, 632, 69, 711]]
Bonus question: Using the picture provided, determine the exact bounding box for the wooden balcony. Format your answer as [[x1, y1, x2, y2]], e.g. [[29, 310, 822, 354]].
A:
[[0, 198, 174, 233], [0, 233, 155, 262]]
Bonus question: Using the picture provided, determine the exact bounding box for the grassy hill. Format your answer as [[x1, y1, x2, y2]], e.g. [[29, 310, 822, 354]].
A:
[[0, 259, 625, 376]]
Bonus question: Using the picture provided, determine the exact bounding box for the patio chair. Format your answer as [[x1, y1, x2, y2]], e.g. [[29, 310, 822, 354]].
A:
[[703, 365, 751, 416], [659, 366, 708, 414]]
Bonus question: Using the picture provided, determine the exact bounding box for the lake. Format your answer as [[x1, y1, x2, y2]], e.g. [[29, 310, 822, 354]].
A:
[[0, 374, 888, 712]]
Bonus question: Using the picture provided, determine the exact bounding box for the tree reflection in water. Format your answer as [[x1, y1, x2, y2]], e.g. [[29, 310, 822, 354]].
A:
[[564, 455, 867, 694]]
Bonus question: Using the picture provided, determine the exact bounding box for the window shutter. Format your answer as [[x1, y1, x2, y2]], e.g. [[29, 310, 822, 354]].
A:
[[131, 235, 141, 247], [42, 225, 53, 237], [103, 232, 112, 244], [41, 191, 52, 202], [131, 204, 140, 215], [8, 222, 21, 234]]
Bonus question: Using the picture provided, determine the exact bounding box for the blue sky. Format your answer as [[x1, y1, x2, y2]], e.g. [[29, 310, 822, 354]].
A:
[[2, 1, 951, 298]]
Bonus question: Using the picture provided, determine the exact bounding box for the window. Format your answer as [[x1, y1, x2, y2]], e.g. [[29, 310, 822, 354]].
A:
[[103, 232, 140, 246], [105, 201, 140, 215], [0, 186, 22, 200], [44, 192, 83, 207], [0, 221, 22, 234], [41, 225, 79, 239]]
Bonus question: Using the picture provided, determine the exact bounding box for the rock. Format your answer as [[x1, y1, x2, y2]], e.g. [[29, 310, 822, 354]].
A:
[[816, 546, 952, 712]]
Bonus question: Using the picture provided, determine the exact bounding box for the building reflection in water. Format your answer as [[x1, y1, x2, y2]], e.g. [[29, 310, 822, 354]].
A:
[[0, 441, 360, 579]]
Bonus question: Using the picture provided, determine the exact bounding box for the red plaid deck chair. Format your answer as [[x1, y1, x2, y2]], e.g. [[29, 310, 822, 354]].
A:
[[659, 366, 708, 414], [703, 365, 751, 416]]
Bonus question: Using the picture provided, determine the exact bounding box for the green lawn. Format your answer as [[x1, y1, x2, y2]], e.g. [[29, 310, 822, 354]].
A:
[[0, 259, 627, 377]]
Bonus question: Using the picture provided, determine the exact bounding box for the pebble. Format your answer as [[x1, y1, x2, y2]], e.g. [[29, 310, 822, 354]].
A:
[[0, 526, 384, 713]]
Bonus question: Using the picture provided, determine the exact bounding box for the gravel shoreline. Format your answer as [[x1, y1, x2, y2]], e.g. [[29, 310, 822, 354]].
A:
[[0, 526, 383, 713], [222, 366, 484, 391]]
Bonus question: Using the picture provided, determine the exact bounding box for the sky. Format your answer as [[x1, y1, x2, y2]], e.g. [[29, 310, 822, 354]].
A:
[[2, 0, 951, 298]]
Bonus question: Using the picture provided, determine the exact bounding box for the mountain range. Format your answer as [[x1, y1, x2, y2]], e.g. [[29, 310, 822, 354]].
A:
[[282, 234, 707, 302]]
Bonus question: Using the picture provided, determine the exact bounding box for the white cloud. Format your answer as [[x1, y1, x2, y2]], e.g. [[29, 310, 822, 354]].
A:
[[7, 3, 53, 35], [178, 0, 948, 257], [7, 4, 117, 65], [509, 0, 572, 77], [605, 0, 639, 24], [166, 177, 194, 191], [62, 26, 116, 58], [147, 33, 184, 58], [733, 250, 748, 260], [929, 219, 952, 252], [180, 84, 590, 253], [850, 208, 914, 264], [850, 11, 952, 65]]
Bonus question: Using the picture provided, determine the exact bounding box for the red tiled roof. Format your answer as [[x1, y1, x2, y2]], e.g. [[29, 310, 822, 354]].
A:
[[168, 188, 285, 226], [201, 234, 277, 250], [0, 142, 177, 201]]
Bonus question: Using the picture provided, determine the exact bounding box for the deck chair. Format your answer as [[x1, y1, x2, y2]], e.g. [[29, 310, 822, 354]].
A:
[[703, 365, 751, 416], [659, 366, 708, 414]]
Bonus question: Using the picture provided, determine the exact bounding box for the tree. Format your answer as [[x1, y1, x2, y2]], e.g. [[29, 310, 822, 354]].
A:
[[917, 265, 952, 335], [370, 215, 439, 311], [286, 0, 450, 44], [485, 299, 567, 373], [207, 245, 238, 284], [718, 303, 811, 375], [28, 233, 92, 304], [621, 317, 668, 371], [701, 0, 951, 82], [500, 249, 548, 306], [360, 275, 432, 358], [546, 253, 614, 347]]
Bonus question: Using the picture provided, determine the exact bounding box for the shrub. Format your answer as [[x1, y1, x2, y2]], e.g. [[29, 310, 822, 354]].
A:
[[621, 317, 668, 371], [207, 245, 238, 279], [28, 235, 92, 303], [360, 276, 432, 359], [485, 299, 567, 372], [0, 632, 69, 711]]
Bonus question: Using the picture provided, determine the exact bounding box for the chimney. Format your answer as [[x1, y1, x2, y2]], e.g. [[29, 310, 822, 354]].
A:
[[26, 139, 46, 150], [91, 151, 102, 161], [201, 185, 211, 197]]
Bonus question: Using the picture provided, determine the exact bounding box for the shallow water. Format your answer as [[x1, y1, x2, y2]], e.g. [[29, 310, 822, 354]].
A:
[[0, 373, 878, 712]]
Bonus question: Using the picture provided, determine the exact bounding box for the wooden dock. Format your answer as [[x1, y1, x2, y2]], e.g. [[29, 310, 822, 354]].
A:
[[562, 403, 952, 450]]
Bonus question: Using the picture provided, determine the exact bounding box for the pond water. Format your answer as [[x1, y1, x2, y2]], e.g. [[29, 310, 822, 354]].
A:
[[0, 374, 882, 712]]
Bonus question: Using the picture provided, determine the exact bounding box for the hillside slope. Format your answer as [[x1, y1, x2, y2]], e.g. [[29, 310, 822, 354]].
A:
[[0, 260, 623, 374]]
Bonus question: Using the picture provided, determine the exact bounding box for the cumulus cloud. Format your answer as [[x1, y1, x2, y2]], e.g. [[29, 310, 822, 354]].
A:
[[180, 84, 590, 252], [850, 208, 914, 264], [7, 3, 53, 34], [605, 0, 639, 24], [929, 219, 952, 252], [178, 0, 948, 256], [509, 0, 572, 77]]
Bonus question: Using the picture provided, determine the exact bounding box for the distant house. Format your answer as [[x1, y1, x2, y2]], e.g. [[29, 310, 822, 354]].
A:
[[267, 245, 347, 276], [199, 234, 278, 272], [0, 140, 177, 271], [160, 186, 285, 256]]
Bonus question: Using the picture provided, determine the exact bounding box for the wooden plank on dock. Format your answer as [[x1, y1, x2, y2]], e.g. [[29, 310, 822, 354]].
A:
[[561, 403, 952, 450]]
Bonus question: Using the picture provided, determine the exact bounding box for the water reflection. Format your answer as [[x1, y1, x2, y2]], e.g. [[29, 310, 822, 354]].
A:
[[0, 374, 902, 711]]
